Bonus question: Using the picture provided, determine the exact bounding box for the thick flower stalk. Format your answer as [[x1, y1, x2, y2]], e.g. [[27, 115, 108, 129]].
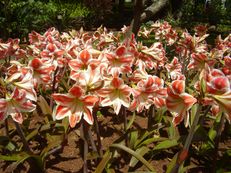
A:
[[166, 80, 197, 126], [52, 85, 98, 127]]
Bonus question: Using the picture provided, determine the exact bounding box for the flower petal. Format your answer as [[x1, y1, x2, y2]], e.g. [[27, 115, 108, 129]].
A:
[[69, 85, 83, 98], [83, 107, 93, 125], [79, 49, 91, 64], [55, 105, 71, 120], [11, 113, 23, 124], [82, 96, 98, 106], [69, 112, 82, 128], [52, 94, 74, 106], [171, 80, 185, 95], [111, 77, 123, 89]]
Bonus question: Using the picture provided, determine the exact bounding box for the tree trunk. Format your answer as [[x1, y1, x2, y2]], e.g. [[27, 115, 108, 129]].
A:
[[140, 0, 169, 22], [132, 0, 144, 36]]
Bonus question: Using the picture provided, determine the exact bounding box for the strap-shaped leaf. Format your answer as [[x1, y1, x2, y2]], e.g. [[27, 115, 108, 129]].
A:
[[94, 150, 112, 173], [126, 112, 136, 131], [111, 143, 156, 172], [129, 146, 150, 167], [153, 139, 178, 150], [38, 95, 52, 115]]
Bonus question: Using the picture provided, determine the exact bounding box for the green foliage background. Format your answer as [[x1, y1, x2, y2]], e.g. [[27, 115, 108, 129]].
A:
[[0, 0, 91, 40]]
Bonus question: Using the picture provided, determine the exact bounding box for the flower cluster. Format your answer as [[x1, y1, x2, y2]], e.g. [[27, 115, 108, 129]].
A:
[[0, 21, 230, 128]]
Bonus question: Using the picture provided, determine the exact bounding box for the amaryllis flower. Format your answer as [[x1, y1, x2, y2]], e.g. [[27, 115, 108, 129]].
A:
[[0, 88, 36, 123], [130, 76, 167, 113], [29, 57, 57, 87], [138, 27, 151, 38], [141, 42, 166, 62], [176, 31, 208, 56], [222, 56, 231, 76], [151, 21, 178, 45], [166, 80, 197, 126], [211, 92, 231, 121], [105, 46, 133, 77], [165, 57, 184, 80], [78, 66, 104, 92], [0, 42, 10, 59], [187, 53, 215, 70], [97, 77, 132, 115], [202, 67, 231, 121], [52, 85, 98, 127], [69, 49, 100, 80], [5, 63, 37, 101], [130, 61, 150, 83]]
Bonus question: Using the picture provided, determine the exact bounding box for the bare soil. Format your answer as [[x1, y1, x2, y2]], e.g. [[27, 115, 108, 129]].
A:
[[0, 111, 231, 173]]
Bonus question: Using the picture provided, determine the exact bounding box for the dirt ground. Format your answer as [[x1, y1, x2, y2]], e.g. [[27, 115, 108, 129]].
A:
[[0, 111, 231, 173]]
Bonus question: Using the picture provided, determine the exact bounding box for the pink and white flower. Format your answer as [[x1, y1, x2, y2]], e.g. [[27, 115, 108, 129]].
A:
[[52, 85, 98, 127], [97, 77, 132, 115], [166, 80, 197, 126]]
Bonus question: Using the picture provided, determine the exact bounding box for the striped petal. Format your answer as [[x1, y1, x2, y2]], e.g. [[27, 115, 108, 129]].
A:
[[69, 111, 82, 128], [79, 49, 91, 64], [212, 92, 231, 121], [82, 96, 98, 106], [69, 85, 83, 98], [171, 80, 185, 95], [52, 94, 74, 106], [55, 105, 72, 120], [11, 113, 23, 124], [83, 107, 93, 125]]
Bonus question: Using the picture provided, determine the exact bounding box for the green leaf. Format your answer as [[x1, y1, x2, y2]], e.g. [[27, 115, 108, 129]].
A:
[[62, 117, 69, 133], [200, 78, 207, 96], [94, 151, 112, 173], [190, 104, 198, 127], [37, 95, 52, 115], [153, 139, 178, 150], [166, 152, 179, 173], [6, 141, 16, 151], [126, 112, 136, 131], [129, 131, 138, 149], [0, 136, 16, 151], [134, 123, 163, 148], [138, 137, 167, 148], [111, 143, 156, 172], [0, 152, 28, 161], [129, 146, 150, 167], [2, 152, 32, 172], [26, 128, 39, 141], [40, 135, 63, 158]]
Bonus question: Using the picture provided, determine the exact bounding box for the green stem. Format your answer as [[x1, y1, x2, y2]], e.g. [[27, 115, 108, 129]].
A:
[[50, 67, 59, 109], [93, 108, 103, 157], [121, 106, 128, 146], [148, 105, 155, 129], [184, 104, 202, 150], [4, 119, 9, 137], [80, 122, 89, 173], [87, 127, 97, 153], [213, 113, 226, 172], [171, 104, 203, 173]]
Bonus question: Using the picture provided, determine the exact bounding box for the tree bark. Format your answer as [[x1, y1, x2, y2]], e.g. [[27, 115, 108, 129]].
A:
[[132, 0, 144, 36], [140, 0, 169, 22]]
